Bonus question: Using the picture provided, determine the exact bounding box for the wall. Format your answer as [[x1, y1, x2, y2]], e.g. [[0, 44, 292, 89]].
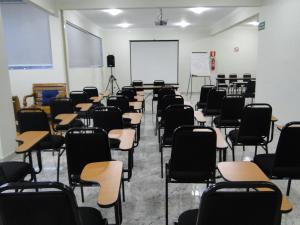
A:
[[211, 25, 258, 81], [103, 28, 211, 93], [0, 8, 17, 159], [256, 0, 300, 124]]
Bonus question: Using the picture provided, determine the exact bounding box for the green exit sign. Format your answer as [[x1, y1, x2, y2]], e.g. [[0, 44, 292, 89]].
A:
[[259, 21, 265, 31]]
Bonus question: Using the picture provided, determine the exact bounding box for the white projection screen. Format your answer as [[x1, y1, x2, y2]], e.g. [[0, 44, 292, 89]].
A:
[[130, 40, 179, 84]]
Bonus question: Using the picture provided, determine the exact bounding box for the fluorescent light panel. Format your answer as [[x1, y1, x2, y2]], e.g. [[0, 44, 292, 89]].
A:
[[188, 7, 211, 14], [174, 20, 190, 28], [248, 21, 259, 26], [102, 9, 122, 16], [117, 22, 132, 28]]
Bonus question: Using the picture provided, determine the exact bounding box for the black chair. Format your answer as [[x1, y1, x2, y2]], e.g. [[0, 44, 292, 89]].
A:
[[50, 98, 84, 131], [176, 181, 282, 225], [0, 161, 36, 186], [152, 80, 165, 113], [157, 94, 184, 139], [156, 88, 176, 133], [159, 105, 194, 178], [195, 85, 214, 110], [243, 80, 256, 103], [65, 127, 124, 202], [70, 91, 92, 125], [0, 182, 108, 225], [166, 126, 217, 225], [254, 122, 300, 196], [17, 108, 65, 181], [83, 87, 99, 98], [132, 80, 143, 92], [243, 73, 252, 82], [228, 73, 238, 93], [226, 104, 272, 161], [213, 95, 245, 134], [107, 95, 134, 114], [217, 74, 228, 89], [120, 86, 137, 102], [202, 88, 226, 125]]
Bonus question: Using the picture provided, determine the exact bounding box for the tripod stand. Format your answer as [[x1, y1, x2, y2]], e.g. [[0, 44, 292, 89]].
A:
[[105, 67, 120, 94]]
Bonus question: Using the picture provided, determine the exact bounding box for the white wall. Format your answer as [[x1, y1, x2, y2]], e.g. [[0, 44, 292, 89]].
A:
[[0, 8, 17, 159], [103, 28, 211, 93], [256, 0, 300, 124], [212, 25, 258, 81]]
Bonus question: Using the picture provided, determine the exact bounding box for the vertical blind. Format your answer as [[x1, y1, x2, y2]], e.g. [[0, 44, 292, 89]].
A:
[[1, 3, 53, 70], [66, 22, 103, 68]]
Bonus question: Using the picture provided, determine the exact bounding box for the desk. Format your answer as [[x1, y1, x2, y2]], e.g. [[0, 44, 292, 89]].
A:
[[76, 103, 93, 112], [194, 111, 206, 125], [108, 129, 136, 181], [55, 113, 77, 126], [100, 90, 110, 97], [90, 96, 104, 103], [134, 95, 144, 102], [136, 91, 144, 96], [133, 85, 179, 90], [129, 101, 143, 111], [123, 113, 143, 125], [81, 161, 123, 224], [16, 131, 49, 153], [218, 161, 293, 213]]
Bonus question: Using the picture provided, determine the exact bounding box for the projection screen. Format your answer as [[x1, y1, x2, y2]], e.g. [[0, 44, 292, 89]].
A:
[[130, 40, 179, 84]]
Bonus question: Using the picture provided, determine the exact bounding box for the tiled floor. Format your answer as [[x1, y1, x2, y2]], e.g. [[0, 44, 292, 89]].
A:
[[10, 93, 300, 224]]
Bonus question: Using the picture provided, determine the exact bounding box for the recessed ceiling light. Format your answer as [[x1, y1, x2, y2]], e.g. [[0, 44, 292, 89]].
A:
[[174, 20, 191, 28], [188, 7, 211, 14], [248, 21, 259, 26], [117, 23, 132, 28], [102, 9, 123, 16]]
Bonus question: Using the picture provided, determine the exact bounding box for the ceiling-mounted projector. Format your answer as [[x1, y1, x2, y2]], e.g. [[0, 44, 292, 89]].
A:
[[155, 8, 168, 26]]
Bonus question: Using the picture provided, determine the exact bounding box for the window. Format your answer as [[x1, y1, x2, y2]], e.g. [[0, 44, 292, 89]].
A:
[[66, 22, 103, 68], [1, 3, 53, 70]]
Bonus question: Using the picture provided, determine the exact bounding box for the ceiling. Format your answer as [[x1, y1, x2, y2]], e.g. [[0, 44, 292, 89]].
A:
[[76, 7, 238, 29]]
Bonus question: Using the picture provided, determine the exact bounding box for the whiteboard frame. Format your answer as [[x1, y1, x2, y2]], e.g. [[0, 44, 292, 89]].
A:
[[130, 40, 179, 85]]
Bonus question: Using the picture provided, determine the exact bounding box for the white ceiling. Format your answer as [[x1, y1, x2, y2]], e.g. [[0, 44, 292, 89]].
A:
[[76, 7, 237, 29]]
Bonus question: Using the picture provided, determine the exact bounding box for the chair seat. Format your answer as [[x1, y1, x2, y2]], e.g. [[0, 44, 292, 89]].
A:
[[254, 154, 300, 178], [79, 207, 107, 225], [109, 138, 121, 149], [162, 134, 173, 146], [0, 161, 33, 185], [213, 116, 240, 127], [39, 134, 65, 150], [56, 119, 84, 131], [169, 170, 212, 182], [228, 130, 265, 145], [122, 118, 132, 128], [196, 102, 207, 109], [177, 209, 198, 225], [202, 108, 221, 116]]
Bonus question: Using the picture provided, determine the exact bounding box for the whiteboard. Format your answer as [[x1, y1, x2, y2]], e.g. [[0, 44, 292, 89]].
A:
[[190, 52, 211, 76], [130, 40, 178, 84]]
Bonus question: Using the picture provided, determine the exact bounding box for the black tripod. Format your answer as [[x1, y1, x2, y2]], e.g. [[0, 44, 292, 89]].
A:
[[105, 67, 120, 94]]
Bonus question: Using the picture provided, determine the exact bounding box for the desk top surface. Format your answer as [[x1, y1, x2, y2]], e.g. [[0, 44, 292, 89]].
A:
[[129, 101, 143, 110], [76, 103, 93, 112], [108, 129, 136, 150], [80, 161, 123, 207], [55, 113, 77, 125], [218, 161, 293, 213], [134, 95, 144, 102], [123, 113, 143, 125], [194, 111, 206, 123], [100, 90, 110, 97], [90, 96, 104, 103], [16, 131, 49, 153]]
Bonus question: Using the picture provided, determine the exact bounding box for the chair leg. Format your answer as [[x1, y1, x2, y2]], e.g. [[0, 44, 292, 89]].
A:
[[165, 164, 169, 225], [287, 178, 292, 196], [232, 145, 235, 161], [161, 146, 164, 178], [121, 173, 125, 202], [152, 100, 154, 113], [243, 145, 245, 152], [254, 145, 258, 157], [56, 150, 61, 182], [80, 184, 85, 202]]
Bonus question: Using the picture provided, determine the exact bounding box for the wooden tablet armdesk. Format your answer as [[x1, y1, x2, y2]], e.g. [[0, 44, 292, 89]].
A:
[[123, 113, 143, 145], [90, 96, 104, 103], [217, 161, 293, 213], [55, 114, 77, 126], [80, 161, 123, 225], [108, 129, 136, 181]]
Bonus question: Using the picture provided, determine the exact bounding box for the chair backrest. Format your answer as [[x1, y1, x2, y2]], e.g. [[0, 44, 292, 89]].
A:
[[50, 98, 74, 121], [206, 88, 226, 111], [121, 86, 136, 101], [238, 104, 272, 140], [217, 74, 226, 84], [0, 182, 84, 225], [65, 128, 111, 184], [170, 126, 217, 180], [198, 85, 215, 105], [244, 80, 256, 95], [153, 80, 165, 95], [243, 73, 252, 82], [92, 106, 123, 132], [107, 95, 131, 113], [229, 74, 237, 83], [132, 80, 143, 91], [219, 95, 245, 120], [69, 91, 90, 106], [17, 108, 50, 133], [196, 181, 282, 225], [157, 88, 175, 111], [161, 95, 184, 119], [83, 87, 99, 98], [274, 122, 300, 171], [164, 105, 194, 136]]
